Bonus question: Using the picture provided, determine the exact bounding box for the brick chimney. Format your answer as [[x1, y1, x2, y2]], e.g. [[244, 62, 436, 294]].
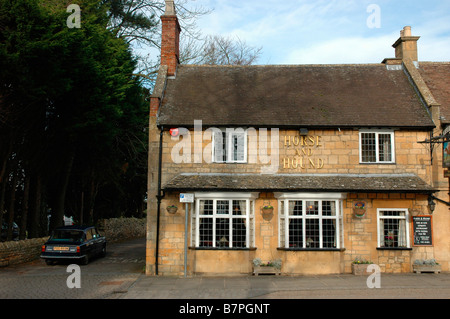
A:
[[392, 26, 420, 62], [160, 0, 181, 77]]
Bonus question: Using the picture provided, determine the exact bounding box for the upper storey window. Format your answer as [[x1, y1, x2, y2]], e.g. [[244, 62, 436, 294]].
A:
[[212, 129, 247, 163], [359, 130, 395, 164]]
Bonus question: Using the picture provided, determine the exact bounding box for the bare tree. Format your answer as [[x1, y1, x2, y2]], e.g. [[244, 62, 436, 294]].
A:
[[182, 34, 262, 65]]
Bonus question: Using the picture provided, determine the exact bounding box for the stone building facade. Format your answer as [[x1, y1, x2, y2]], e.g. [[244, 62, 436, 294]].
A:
[[146, 1, 449, 276]]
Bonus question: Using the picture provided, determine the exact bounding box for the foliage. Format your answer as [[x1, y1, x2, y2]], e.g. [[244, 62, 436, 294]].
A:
[[253, 258, 282, 269], [0, 0, 148, 238], [414, 259, 439, 266], [352, 257, 373, 264]]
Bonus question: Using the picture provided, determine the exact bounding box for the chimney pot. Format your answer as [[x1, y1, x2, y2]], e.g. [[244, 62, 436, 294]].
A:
[[403, 26, 412, 36], [165, 0, 176, 15]]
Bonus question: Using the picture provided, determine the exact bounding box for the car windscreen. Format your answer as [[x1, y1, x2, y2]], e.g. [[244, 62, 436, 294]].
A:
[[51, 230, 84, 243]]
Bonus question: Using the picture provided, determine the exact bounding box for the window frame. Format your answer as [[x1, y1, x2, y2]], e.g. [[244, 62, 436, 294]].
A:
[[192, 192, 257, 249], [359, 130, 395, 164], [377, 208, 411, 249], [212, 128, 248, 164], [276, 193, 345, 250]]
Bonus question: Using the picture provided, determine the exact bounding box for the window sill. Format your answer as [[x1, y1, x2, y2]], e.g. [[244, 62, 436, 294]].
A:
[[376, 247, 412, 250], [189, 247, 256, 251], [277, 247, 345, 252], [359, 162, 396, 165]]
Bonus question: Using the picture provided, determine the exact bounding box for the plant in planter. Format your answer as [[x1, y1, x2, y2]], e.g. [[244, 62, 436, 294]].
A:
[[413, 259, 441, 274], [252, 258, 281, 275], [166, 205, 178, 214], [261, 205, 274, 214], [351, 257, 373, 275], [353, 201, 366, 218]]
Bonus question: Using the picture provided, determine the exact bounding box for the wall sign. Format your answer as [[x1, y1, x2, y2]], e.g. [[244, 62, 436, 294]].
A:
[[282, 135, 324, 170], [412, 216, 433, 246], [180, 193, 194, 203]]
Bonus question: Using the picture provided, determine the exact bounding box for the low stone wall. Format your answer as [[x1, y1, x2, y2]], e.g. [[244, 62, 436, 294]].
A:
[[0, 237, 49, 267], [97, 217, 146, 243], [0, 217, 146, 267]]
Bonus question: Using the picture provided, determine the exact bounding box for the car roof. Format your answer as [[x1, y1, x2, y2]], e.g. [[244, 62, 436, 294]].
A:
[[54, 225, 96, 231]]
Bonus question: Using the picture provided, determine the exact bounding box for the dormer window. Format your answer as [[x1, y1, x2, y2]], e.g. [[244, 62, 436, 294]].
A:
[[359, 130, 395, 163]]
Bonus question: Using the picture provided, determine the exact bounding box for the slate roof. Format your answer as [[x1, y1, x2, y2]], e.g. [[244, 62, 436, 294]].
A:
[[418, 62, 450, 125], [163, 173, 435, 194], [157, 64, 434, 129]]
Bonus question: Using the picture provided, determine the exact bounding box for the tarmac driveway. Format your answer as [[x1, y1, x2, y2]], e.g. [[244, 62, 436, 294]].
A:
[[0, 237, 146, 299]]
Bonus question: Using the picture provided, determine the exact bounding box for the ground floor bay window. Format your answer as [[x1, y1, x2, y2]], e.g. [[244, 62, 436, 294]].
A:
[[276, 193, 345, 250], [192, 193, 258, 249]]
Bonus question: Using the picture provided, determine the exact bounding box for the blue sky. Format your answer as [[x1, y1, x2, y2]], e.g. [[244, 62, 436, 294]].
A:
[[189, 0, 450, 64]]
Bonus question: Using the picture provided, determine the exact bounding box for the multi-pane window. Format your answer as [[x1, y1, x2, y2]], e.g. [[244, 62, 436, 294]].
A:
[[279, 198, 342, 249], [193, 196, 255, 248], [377, 209, 410, 248], [213, 129, 247, 163], [360, 131, 395, 163]]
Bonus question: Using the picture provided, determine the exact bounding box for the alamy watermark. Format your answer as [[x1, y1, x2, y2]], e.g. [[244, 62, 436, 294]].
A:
[[366, 4, 381, 29], [67, 4, 81, 29], [170, 120, 280, 174], [366, 264, 381, 288], [66, 264, 81, 288]]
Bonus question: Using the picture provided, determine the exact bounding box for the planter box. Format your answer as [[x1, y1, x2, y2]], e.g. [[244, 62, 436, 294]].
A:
[[352, 263, 371, 275], [253, 266, 281, 276], [413, 264, 441, 274]]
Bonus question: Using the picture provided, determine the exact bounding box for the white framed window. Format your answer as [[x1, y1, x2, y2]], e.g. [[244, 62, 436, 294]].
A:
[[359, 130, 395, 163], [192, 193, 257, 248], [212, 128, 247, 163], [276, 193, 345, 249], [377, 209, 410, 248]]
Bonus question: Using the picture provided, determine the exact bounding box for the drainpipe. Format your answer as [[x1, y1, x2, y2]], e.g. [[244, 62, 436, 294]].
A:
[[155, 126, 164, 275]]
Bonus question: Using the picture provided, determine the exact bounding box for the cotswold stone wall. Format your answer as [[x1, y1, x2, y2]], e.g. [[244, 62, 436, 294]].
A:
[[0, 217, 146, 267], [0, 237, 49, 267], [98, 217, 146, 243]]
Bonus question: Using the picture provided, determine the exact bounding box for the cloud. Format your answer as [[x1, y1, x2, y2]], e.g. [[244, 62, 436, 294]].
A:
[[282, 33, 397, 65]]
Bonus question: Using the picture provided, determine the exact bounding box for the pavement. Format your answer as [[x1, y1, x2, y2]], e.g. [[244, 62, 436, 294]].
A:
[[118, 272, 450, 300]]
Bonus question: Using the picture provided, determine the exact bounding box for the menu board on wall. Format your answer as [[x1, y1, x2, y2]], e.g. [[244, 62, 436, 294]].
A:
[[412, 216, 433, 246]]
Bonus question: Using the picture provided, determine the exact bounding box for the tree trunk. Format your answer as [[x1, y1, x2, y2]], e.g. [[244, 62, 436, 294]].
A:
[[7, 172, 18, 241], [49, 152, 74, 231], [19, 174, 31, 240], [28, 174, 42, 238]]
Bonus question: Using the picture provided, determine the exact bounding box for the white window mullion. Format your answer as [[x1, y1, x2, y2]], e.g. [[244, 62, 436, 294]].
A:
[[285, 200, 289, 248], [195, 200, 200, 247], [246, 200, 250, 248], [302, 201, 306, 248], [228, 199, 232, 248], [318, 200, 323, 249], [212, 200, 217, 248]]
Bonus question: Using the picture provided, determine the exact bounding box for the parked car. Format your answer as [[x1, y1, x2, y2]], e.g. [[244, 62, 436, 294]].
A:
[[41, 225, 106, 265], [1, 222, 19, 241]]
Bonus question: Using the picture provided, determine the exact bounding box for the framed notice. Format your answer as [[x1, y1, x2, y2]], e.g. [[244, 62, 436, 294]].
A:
[[412, 216, 433, 246]]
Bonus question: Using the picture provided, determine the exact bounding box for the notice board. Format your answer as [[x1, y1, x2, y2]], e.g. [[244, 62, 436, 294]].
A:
[[412, 216, 433, 246]]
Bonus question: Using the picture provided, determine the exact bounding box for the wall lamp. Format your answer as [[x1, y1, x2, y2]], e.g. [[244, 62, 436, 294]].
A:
[[428, 195, 436, 214], [299, 128, 309, 136]]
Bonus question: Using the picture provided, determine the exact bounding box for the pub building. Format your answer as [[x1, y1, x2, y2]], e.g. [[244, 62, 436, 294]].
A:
[[146, 1, 450, 276]]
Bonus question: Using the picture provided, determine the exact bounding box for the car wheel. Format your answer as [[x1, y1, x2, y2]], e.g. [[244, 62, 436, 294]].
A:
[[100, 244, 106, 257], [45, 259, 56, 266], [81, 255, 89, 265]]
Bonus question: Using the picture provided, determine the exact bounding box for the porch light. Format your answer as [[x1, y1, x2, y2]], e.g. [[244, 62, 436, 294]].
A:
[[428, 196, 436, 214], [299, 128, 308, 136]]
